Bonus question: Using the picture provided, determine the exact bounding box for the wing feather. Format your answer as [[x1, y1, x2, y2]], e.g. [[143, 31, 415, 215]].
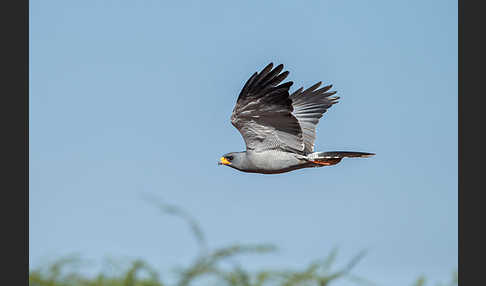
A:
[[231, 63, 304, 153], [290, 83, 339, 154]]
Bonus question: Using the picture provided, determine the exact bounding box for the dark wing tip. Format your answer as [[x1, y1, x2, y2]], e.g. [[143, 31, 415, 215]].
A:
[[237, 63, 293, 103], [298, 82, 322, 97], [290, 87, 304, 97], [278, 81, 293, 89], [260, 63, 274, 74], [309, 81, 322, 90], [278, 70, 290, 81]]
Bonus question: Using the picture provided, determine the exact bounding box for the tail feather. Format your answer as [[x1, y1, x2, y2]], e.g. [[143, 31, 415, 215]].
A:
[[306, 151, 375, 166]]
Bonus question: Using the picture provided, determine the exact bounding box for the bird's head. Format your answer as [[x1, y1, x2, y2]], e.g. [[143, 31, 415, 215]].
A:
[[218, 152, 244, 169]]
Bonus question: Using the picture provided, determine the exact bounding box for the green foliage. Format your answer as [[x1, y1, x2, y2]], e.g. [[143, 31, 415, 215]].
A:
[[410, 271, 458, 286], [30, 256, 163, 286], [29, 199, 458, 286], [29, 249, 367, 286]]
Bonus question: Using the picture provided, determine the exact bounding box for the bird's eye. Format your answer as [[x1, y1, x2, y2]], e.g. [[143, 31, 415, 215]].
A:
[[227, 156, 234, 161]]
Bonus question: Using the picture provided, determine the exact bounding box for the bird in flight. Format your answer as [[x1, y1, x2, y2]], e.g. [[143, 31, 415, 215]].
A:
[[219, 63, 374, 174]]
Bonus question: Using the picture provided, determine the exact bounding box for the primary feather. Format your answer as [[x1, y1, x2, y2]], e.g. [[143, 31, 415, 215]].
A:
[[290, 82, 339, 154], [231, 63, 305, 154]]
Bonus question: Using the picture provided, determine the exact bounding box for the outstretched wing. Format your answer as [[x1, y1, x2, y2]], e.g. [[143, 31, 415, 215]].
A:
[[231, 63, 305, 153], [290, 82, 339, 154]]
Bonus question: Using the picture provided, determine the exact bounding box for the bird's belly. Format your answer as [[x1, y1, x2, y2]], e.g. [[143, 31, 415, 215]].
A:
[[246, 151, 307, 174]]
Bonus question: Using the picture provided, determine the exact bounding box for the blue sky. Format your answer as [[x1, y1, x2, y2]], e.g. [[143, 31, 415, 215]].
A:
[[29, 1, 457, 285]]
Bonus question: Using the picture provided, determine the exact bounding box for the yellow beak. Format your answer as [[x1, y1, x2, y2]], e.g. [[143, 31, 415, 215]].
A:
[[220, 157, 231, 165]]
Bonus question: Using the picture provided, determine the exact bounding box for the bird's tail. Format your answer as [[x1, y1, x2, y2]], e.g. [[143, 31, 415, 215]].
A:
[[306, 151, 375, 166]]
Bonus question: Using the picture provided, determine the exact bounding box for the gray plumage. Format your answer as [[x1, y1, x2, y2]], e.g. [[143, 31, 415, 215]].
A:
[[219, 63, 374, 174]]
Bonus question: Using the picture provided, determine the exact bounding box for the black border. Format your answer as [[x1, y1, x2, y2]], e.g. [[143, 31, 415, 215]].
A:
[[2, 0, 28, 284], [458, 0, 462, 282], [459, 0, 479, 284]]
